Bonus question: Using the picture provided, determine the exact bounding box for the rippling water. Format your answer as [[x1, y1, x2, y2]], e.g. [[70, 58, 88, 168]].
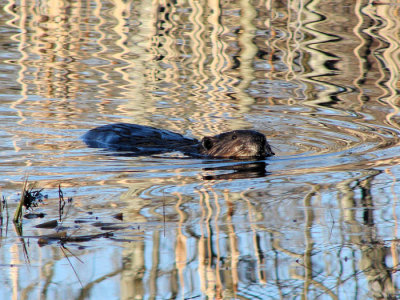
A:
[[1, 0, 400, 299]]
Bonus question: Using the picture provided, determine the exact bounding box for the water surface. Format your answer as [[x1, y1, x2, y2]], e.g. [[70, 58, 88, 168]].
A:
[[1, 0, 400, 299]]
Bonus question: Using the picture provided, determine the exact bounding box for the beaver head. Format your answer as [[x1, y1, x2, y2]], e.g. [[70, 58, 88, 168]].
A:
[[199, 130, 274, 159]]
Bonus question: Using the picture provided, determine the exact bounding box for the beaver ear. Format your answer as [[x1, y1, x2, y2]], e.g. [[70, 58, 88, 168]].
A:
[[201, 137, 214, 150]]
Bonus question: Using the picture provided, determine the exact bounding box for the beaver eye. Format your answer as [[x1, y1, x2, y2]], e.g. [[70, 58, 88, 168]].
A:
[[232, 134, 237, 140], [202, 137, 214, 150]]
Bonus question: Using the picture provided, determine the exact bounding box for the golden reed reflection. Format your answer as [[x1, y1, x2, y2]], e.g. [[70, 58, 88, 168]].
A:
[[116, 171, 399, 298], [338, 173, 397, 298], [5, 0, 400, 134], [363, 3, 400, 130]]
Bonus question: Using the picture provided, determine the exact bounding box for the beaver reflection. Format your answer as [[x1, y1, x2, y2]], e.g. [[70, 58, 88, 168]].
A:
[[83, 123, 274, 159], [202, 162, 268, 180]]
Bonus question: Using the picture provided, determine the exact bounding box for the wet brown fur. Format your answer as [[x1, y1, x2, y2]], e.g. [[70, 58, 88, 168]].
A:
[[199, 130, 274, 158], [83, 123, 274, 159]]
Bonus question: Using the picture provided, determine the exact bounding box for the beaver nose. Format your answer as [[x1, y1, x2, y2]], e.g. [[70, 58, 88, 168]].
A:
[[266, 146, 274, 156]]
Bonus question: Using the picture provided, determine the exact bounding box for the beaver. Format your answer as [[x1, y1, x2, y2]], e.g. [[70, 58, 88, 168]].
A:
[[82, 123, 274, 159]]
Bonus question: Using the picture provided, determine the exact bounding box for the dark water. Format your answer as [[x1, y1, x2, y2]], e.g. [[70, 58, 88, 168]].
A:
[[1, 0, 400, 299]]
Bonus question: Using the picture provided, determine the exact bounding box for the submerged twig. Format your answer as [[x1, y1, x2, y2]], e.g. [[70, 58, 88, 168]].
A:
[[60, 245, 83, 288], [58, 184, 65, 222], [2, 196, 9, 237], [5, 196, 8, 222], [13, 222, 31, 264], [57, 184, 74, 227], [0, 195, 3, 229], [62, 246, 84, 264], [13, 178, 28, 224]]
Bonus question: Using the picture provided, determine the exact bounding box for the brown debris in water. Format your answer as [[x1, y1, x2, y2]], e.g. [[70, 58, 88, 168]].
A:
[[113, 212, 123, 220], [24, 213, 46, 219], [38, 231, 114, 246], [5, 181, 133, 249], [35, 219, 58, 229]]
